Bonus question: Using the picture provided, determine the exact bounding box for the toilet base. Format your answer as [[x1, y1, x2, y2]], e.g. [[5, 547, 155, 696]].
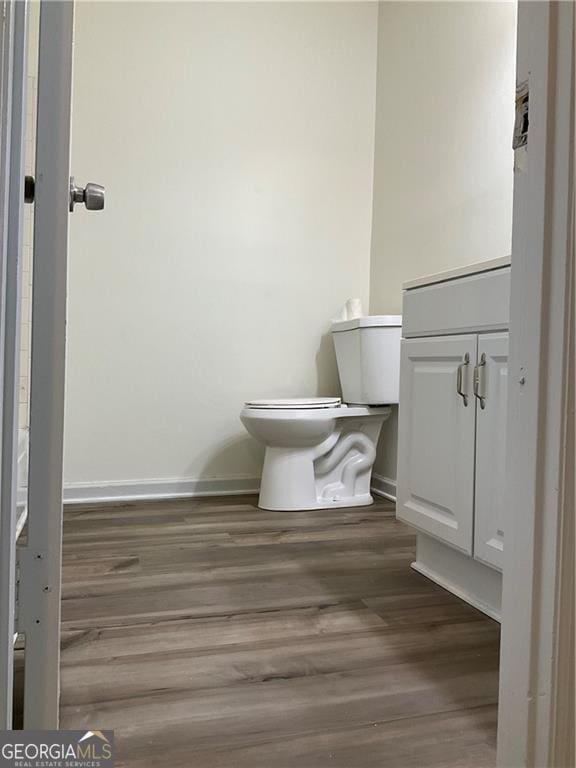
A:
[[241, 403, 391, 514], [258, 492, 374, 512]]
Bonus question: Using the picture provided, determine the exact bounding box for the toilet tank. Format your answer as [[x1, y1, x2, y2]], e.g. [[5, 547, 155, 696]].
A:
[[331, 315, 402, 405]]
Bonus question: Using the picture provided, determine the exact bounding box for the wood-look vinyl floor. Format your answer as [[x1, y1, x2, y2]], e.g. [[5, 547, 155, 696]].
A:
[[59, 496, 500, 768]]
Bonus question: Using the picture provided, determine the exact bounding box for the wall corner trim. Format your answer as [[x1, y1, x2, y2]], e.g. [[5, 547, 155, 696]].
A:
[[371, 473, 397, 502]]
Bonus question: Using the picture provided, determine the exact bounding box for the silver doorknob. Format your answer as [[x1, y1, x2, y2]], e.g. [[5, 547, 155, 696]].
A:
[[69, 177, 105, 212]]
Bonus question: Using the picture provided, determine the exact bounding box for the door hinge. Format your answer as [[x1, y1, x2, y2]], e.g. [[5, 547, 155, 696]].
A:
[[14, 549, 21, 631], [15, 547, 51, 633]]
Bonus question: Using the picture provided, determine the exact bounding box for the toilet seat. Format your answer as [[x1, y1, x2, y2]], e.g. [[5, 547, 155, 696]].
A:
[[244, 397, 341, 410]]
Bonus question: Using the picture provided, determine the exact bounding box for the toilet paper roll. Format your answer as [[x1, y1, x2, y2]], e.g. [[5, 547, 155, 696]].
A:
[[345, 298, 363, 320]]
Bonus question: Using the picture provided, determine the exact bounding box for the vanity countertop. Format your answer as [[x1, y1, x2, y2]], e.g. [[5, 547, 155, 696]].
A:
[[403, 255, 511, 291]]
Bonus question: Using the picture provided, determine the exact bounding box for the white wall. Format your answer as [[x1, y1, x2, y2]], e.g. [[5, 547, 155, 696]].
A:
[[370, 1, 517, 484], [370, 1, 517, 315], [65, 2, 378, 489]]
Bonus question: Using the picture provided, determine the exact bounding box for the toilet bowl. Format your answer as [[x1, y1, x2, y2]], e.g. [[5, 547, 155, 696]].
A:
[[241, 314, 401, 512], [241, 398, 390, 511]]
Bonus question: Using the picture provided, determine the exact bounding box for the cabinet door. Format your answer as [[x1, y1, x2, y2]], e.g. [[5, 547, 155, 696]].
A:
[[396, 335, 477, 554], [473, 333, 509, 570]]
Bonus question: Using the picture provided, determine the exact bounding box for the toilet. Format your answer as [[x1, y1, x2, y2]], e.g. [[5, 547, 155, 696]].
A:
[[240, 315, 402, 511]]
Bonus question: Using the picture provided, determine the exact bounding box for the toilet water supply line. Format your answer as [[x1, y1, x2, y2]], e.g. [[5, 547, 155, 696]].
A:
[[313, 430, 376, 500]]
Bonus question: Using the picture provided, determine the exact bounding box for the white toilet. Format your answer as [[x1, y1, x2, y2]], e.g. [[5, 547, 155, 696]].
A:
[[241, 315, 401, 511]]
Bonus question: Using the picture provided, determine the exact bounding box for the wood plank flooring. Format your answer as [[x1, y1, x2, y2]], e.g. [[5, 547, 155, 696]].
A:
[[59, 496, 500, 767]]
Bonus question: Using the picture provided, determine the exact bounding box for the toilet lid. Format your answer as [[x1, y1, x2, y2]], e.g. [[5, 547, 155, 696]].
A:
[[244, 397, 341, 410]]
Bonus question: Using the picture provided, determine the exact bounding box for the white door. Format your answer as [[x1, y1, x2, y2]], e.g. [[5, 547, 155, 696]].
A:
[[396, 335, 477, 554], [473, 332, 509, 571], [0, 0, 29, 729], [0, 0, 100, 729], [16, 0, 75, 728]]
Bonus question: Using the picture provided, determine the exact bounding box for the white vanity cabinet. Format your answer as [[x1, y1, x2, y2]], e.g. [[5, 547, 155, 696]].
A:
[[396, 259, 510, 618], [397, 335, 477, 554], [473, 333, 509, 570]]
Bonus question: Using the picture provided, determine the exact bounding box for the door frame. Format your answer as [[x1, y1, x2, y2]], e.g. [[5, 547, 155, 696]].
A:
[[17, 0, 74, 729], [497, 2, 574, 766], [0, 0, 73, 729], [0, 0, 27, 729], [0, 0, 572, 753], [0, 0, 17, 730]]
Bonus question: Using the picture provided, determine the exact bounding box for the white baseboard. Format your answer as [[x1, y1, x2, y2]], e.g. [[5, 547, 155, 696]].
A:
[[63, 472, 394, 507], [63, 476, 261, 505], [371, 473, 397, 502]]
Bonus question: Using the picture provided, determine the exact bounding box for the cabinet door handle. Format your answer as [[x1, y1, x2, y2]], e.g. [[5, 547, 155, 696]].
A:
[[474, 353, 487, 409], [456, 353, 470, 406]]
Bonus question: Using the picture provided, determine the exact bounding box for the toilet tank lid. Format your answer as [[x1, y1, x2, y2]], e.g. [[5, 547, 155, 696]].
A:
[[331, 314, 402, 333]]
